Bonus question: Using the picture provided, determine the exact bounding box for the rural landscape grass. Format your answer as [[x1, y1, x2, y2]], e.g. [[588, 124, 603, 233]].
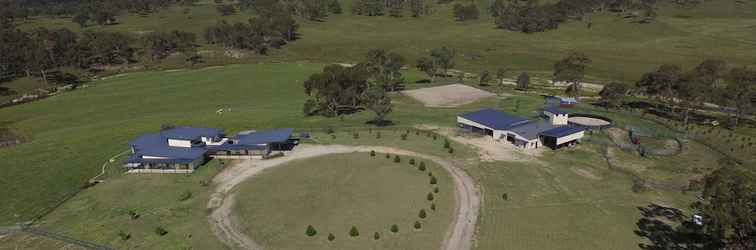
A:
[[0, 160, 227, 250], [1, 0, 755, 249], [11, 0, 756, 84], [234, 153, 454, 250]]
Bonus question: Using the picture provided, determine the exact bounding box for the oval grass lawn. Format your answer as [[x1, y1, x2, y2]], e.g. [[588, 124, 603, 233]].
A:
[[234, 153, 454, 250]]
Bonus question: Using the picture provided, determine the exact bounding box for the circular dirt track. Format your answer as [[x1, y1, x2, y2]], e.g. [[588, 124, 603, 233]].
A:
[[207, 144, 481, 250]]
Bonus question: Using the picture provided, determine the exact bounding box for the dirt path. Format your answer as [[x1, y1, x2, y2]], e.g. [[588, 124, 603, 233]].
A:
[[207, 144, 481, 250], [417, 125, 544, 163]]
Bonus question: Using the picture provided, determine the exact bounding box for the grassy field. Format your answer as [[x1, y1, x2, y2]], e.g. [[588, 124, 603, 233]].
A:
[[0, 62, 514, 225], [1, 160, 227, 250], [12, 0, 756, 83], [475, 144, 694, 250], [0, 60, 745, 249], [234, 153, 454, 250]]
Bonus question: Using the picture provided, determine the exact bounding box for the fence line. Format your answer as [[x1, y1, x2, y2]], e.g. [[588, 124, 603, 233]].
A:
[[20, 226, 115, 250]]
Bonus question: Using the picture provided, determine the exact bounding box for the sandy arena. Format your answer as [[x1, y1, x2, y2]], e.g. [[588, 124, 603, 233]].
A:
[[402, 84, 495, 107], [568, 116, 612, 127]]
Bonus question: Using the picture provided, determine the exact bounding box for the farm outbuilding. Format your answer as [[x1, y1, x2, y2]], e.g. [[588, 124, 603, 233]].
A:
[[544, 95, 578, 108], [457, 108, 585, 149]]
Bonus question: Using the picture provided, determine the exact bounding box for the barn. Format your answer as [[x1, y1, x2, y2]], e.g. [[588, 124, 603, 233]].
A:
[[457, 108, 585, 149]]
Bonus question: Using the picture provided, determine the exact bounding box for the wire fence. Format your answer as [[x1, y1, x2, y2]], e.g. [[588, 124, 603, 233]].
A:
[[20, 225, 115, 250]]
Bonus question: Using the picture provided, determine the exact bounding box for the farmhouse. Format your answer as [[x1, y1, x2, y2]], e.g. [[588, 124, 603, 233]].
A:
[[125, 127, 296, 172], [457, 108, 585, 149]]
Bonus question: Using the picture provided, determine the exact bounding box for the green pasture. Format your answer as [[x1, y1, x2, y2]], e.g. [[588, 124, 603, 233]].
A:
[[235, 153, 454, 250], [13, 0, 756, 83], [2, 160, 227, 250], [475, 144, 695, 250]]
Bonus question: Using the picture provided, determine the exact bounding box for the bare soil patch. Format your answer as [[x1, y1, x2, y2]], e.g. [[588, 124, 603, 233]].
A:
[[402, 84, 495, 107], [417, 124, 543, 163], [569, 116, 611, 127]]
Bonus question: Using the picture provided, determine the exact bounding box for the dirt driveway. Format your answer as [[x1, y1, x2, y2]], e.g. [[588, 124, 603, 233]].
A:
[[417, 125, 544, 163], [207, 144, 481, 250]]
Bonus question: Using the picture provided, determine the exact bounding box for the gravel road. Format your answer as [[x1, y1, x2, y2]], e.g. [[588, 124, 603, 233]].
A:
[[207, 144, 481, 250]]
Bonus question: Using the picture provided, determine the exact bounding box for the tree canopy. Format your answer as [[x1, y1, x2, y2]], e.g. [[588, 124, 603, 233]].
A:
[[636, 160, 756, 250], [553, 51, 591, 95]]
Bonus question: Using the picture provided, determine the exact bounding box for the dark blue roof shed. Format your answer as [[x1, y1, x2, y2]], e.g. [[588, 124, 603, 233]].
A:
[[235, 128, 294, 145], [510, 121, 557, 140], [159, 127, 224, 140], [459, 108, 530, 130], [543, 106, 569, 115], [540, 126, 585, 138]]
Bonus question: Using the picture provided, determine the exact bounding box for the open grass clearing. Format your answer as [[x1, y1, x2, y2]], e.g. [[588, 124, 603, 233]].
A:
[[234, 153, 454, 250], [23, 160, 228, 250], [475, 145, 695, 250]]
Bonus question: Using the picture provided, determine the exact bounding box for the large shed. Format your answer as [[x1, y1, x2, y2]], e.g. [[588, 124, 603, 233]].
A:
[[457, 108, 586, 149]]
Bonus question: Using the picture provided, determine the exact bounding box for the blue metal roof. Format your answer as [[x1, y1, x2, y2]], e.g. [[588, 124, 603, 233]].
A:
[[545, 96, 577, 104], [159, 127, 224, 140], [128, 132, 207, 164], [235, 128, 294, 145], [539, 126, 585, 138], [510, 121, 557, 140], [459, 108, 530, 130], [543, 106, 569, 115]]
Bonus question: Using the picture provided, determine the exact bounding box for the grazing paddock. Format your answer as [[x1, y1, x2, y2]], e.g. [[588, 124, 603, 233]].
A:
[[475, 146, 695, 250], [402, 84, 496, 107], [233, 153, 454, 250]]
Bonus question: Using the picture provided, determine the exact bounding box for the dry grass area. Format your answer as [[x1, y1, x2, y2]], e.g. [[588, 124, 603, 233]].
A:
[[402, 84, 495, 107]]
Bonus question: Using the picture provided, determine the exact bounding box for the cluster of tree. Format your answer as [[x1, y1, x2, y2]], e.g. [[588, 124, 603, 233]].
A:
[[635, 59, 756, 128], [2, 0, 196, 27], [595, 58, 755, 129], [303, 49, 406, 125], [239, 0, 341, 21], [141, 30, 198, 63], [216, 4, 237, 16], [0, 24, 203, 86], [553, 51, 592, 97], [635, 159, 755, 250], [415, 46, 456, 83], [0, 26, 135, 85], [352, 0, 434, 18], [490, 0, 658, 33], [203, 14, 298, 55], [452, 3, 479, 21], [11, 0, 190, 17]]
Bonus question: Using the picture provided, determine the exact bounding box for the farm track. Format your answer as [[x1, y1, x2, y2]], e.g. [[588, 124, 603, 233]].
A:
[[207, 144, 481, 250]]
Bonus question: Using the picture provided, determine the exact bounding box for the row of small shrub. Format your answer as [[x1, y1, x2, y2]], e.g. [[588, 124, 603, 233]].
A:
[[306, 222, 425, 241]]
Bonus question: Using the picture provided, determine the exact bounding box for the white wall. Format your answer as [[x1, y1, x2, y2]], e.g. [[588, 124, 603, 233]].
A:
[[168, 138, 192, 148], [142, 155, 171, 159], [556, 131, 585, 145], [458, 116, 507, 139], [545, 111, 569, 125], [457, 116, 493, 131], [203, 137, 228, 146]]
